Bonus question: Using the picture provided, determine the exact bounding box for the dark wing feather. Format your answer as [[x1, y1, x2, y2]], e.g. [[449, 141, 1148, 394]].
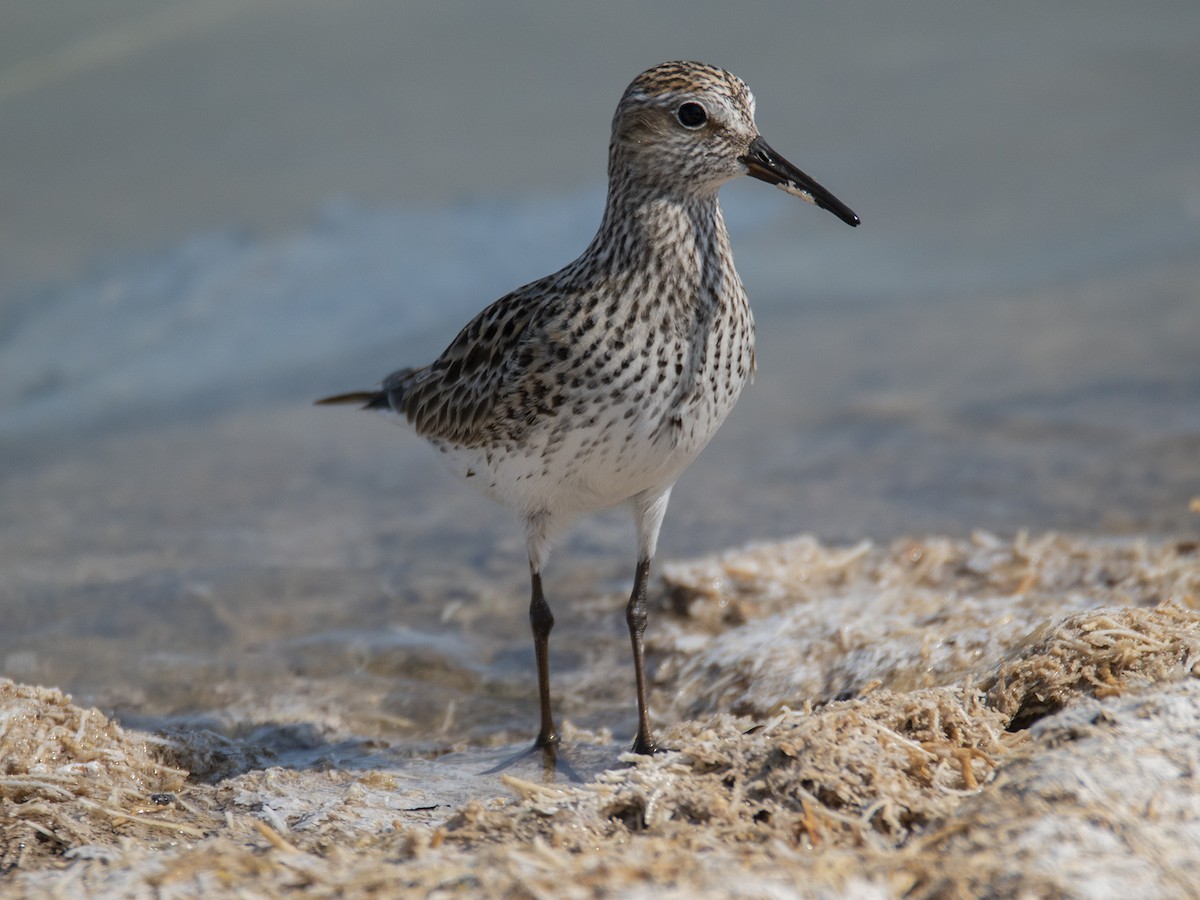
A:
[[382, 281, 554, 446]]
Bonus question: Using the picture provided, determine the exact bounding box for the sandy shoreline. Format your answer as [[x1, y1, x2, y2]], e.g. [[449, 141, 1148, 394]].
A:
[[4, 531, 1198, 897]]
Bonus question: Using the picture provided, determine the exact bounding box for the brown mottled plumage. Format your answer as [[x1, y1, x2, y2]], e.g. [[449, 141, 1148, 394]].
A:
[[318, 61, 858, 756]]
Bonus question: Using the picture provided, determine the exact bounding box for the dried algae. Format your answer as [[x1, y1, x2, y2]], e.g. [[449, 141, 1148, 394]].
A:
[[0, 681, 194, 871], [3, 532, 1199, 897]]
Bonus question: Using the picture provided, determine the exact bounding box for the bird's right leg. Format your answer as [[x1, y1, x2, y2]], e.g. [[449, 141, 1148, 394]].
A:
[[529, 567, 559, 748]]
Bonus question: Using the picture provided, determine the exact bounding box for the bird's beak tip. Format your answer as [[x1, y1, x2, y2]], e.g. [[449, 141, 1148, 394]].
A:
[[741, 136, 859, 227]]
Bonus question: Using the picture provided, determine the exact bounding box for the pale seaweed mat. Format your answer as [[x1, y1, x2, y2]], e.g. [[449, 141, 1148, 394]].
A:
[[3, 532, 1199, 897]]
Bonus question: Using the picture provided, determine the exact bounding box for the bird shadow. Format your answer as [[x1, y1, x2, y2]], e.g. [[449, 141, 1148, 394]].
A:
[[476, 742, 591, 783], [118, 711, 625, 787]]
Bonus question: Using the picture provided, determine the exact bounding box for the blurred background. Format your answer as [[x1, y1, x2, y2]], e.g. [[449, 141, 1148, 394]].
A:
[[1, 1, 1197, 747]]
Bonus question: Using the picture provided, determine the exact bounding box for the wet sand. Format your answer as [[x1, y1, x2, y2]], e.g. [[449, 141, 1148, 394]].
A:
[[4, 534, 1199, 896]]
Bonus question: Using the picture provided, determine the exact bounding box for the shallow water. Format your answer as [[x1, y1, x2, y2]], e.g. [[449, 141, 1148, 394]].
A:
[[1, 2, 1198, 755]]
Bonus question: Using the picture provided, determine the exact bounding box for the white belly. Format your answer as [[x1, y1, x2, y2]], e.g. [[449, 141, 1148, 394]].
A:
[[432, 351, 749, 520]]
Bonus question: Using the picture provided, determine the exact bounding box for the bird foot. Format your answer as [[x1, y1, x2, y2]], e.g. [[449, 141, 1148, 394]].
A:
[[630, 735, 674, 756]]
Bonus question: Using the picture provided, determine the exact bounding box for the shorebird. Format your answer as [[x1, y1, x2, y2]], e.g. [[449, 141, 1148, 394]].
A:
[[318, 61, 858, 755]]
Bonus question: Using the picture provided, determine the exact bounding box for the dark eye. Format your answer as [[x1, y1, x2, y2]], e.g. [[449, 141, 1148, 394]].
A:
[[676, 102, 708, 129]]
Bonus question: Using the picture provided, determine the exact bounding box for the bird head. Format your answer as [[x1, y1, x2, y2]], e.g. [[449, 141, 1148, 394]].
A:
[[610, 60, 859, 226]]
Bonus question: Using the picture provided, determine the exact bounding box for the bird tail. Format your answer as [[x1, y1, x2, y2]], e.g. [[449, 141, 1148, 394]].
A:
[[313, 390, 390, 411]]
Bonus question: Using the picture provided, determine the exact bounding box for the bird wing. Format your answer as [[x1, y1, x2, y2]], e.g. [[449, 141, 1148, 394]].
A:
[[383, 279, 558, 447]]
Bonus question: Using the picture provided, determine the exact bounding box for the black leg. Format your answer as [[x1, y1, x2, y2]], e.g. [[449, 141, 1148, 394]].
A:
[[529, 570, 559, 748], [626, 557, 660, 754]]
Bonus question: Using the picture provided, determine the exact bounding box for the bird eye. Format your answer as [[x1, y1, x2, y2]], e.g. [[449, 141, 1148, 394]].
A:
[[676, 102, 708, 129]]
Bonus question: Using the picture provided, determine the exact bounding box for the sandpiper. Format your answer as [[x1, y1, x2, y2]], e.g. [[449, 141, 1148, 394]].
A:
[[318, 60, 858, 754]]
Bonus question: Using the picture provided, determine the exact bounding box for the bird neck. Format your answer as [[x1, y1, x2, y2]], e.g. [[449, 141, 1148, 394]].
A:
[[586, 174, 733, 283]]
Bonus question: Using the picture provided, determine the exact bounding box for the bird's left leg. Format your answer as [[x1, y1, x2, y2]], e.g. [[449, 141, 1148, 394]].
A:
[[529, 566, 559, 749], [627, 486, 674, 755]]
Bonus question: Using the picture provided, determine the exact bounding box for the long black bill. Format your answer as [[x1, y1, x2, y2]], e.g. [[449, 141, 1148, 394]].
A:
[[740, 135, 859, 227]]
